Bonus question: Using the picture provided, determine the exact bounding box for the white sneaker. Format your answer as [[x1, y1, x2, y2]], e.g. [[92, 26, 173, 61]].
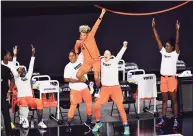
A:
[[38, 120, 47, 129], [94, 89, 100, 98], [22, 118, 29, 129], [89, 81, 94, 94]]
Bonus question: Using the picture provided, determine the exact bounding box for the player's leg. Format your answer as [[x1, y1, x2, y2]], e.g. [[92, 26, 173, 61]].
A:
[[168, 76, 179, 129], [65, 90, 82, 131], [92, 86, 110, 132], [82, 87, 93, 129], [17, 97, 30, 128], [156, 76, 168, 128], [111, 86, 129, 135]]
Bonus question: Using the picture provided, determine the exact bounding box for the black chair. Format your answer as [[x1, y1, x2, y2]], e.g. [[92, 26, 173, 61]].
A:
[[110, 81, 139, 119], [56, 85, 82, 123]]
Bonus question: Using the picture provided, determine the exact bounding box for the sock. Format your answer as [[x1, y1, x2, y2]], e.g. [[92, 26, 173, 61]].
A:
[[96, 121, 101, 124], [123, 124, 129, 127], [86, 116, 92, 123]]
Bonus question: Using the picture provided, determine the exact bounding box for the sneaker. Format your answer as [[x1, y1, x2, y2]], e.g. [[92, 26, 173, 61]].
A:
[[156, 118, 166, 128], [94, 89, 100, 98], [84, 120, 93, 130], [64, 122, 72, 133], [92, 122, 102, 132], [89, 82, 94, 95], [173, 118, 179, 130], [20, 129, 29, 136], [124, 125, 130, 135], [22, 118, 29, 129], [38, 120, 47, 129]]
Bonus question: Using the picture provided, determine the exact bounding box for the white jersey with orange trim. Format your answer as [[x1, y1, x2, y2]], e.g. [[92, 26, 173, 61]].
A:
[[101, 46, 127, 86]]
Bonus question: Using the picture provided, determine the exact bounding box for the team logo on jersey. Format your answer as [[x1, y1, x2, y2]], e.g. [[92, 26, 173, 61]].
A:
[[164, 55, 171, 58], [102, 62, 111, 66], [74, 63, 82, 70]]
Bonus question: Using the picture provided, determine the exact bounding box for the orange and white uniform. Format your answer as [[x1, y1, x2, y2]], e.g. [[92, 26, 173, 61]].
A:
[[94, 46, 128, 124], [64, 55, 92, 119], [74, 18, 102, 73], [160, 47, 179, 92], [14, 57, 43, 110]]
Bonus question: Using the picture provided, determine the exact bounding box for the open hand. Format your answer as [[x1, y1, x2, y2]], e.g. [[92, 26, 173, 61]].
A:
[[123, 41, 128, 47], [31, 44, 35, 56], [13, 45, 18, 56], [152, 18, 156, 28], [176, 20, 180, 30]]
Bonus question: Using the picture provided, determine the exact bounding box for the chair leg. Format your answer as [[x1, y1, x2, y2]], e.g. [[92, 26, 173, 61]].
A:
[[149, 100, 151, 109], [55, 107, 57, 118], [13, 112, 16, 124], [110, 102, 114, 116], [59, 107, 64, 121], [77, 106, 82, 123], [133, 103, 139, 119]]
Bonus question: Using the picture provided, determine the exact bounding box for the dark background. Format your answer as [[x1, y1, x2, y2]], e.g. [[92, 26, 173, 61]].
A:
[[1, 1, 193, 77]]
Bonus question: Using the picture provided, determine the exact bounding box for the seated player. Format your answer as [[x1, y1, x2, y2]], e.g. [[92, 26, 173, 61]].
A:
[[64, 50, 93, 130], [92, 41, 130, 135], [13, 46, 47, 129]]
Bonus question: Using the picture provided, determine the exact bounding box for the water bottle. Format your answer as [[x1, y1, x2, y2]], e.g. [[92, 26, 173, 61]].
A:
[[32, 79, 37, 89], [127, 73, 133, 83]]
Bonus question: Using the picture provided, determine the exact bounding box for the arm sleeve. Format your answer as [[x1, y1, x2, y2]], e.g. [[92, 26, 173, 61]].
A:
[[160, 47, 166, 54], [74, 40, 81, 54], [90, 19, 102, 36], [115, 46, 127, 62], [26, 57, 35, 78], [64, 65, 71, 78]]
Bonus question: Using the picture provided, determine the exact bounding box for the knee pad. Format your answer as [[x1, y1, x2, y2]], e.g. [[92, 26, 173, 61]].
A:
[[19, 107, 29, 118]]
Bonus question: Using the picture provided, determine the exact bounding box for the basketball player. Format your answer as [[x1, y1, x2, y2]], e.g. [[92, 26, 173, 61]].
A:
[[152, 18, 180, 129], [64, 50, 93, 131], [92, 41, 130, 135], [74, 8, 106, 92]]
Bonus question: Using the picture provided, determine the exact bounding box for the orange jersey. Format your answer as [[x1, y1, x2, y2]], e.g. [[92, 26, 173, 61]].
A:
[[75, 19, 101, 62]]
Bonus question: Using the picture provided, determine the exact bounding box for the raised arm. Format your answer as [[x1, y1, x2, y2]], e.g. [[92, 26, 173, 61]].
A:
[[12, 45, 18, 67], [152, 18, 163, 50], [175, 20, 180, 54], [74, 40, 81, 55], [90, 8, 106, 36], [115, 41, 128, 61], [26, 45, 35, 78]]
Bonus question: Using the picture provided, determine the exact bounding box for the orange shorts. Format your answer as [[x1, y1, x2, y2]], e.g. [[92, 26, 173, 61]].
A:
[[160, 76, 178, 92], [70, 87, 92, 104], [17, 96, 43, 110], [79, 59, 101, 73], [98, 85, 123, 104]]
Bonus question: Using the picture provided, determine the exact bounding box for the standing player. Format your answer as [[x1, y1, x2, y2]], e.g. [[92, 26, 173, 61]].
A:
[[64, 50, 93, 131], [74, 8, 106, 92], [92, 41, 130, 135], [152, 18, 180, 129]]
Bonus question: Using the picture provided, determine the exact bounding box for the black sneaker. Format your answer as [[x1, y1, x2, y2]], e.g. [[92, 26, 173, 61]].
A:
[[173, 118, 179, 130], [156, 118, 166, 128], [64, 122, 72, 133], [84, 120, 94, 130]]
